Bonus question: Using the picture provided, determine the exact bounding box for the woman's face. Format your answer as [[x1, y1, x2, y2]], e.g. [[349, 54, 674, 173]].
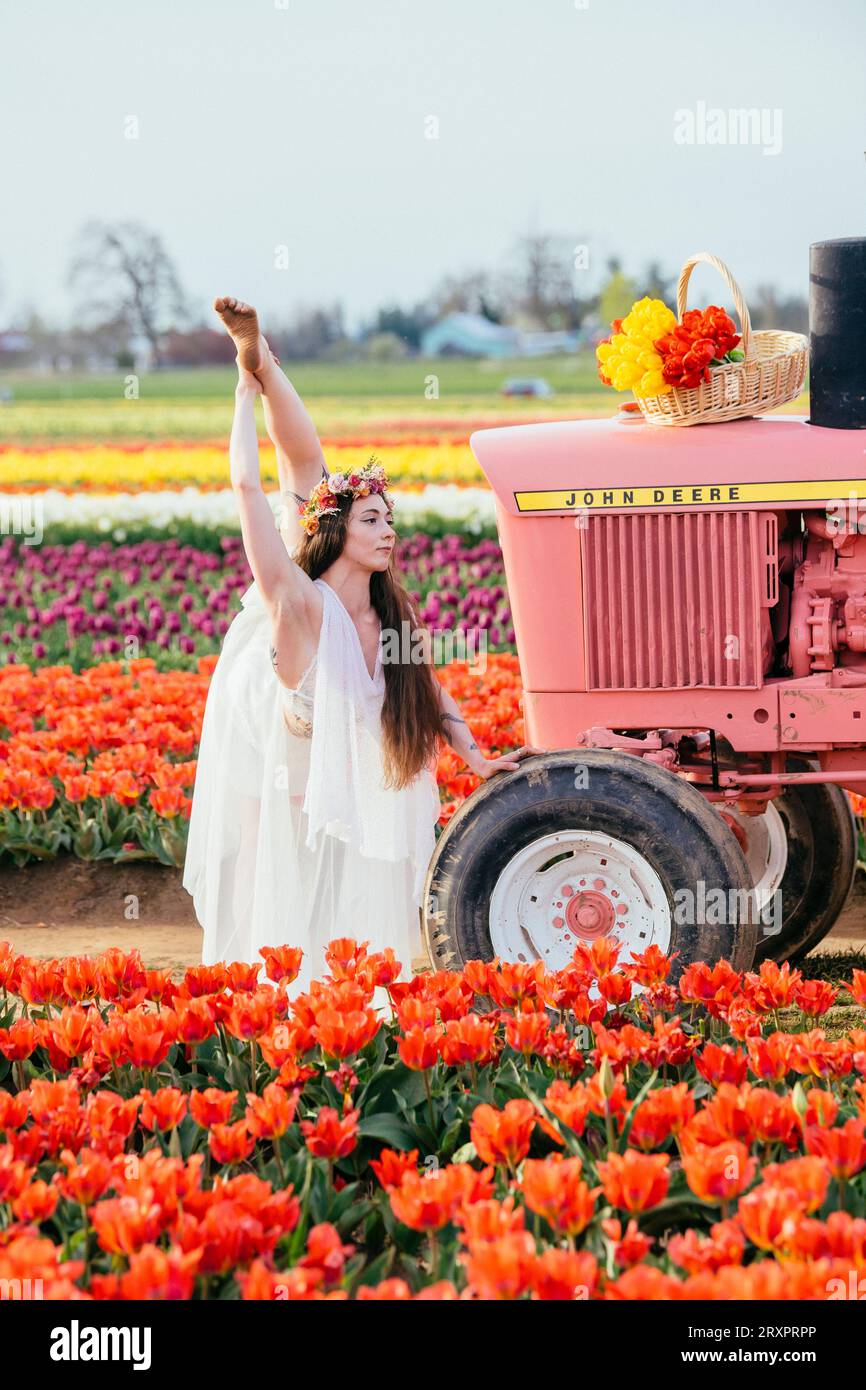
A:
[[343, 493, 396, 572]]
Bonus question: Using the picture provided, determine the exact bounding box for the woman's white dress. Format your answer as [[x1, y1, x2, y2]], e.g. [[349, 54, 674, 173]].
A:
[[182, 573, 441, 997]]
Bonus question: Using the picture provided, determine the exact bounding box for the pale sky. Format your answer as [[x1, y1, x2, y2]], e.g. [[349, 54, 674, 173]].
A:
[[1, 0, 864, 333]]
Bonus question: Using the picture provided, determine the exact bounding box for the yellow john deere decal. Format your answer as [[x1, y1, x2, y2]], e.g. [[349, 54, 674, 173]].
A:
[[514, 480, 866, 512]]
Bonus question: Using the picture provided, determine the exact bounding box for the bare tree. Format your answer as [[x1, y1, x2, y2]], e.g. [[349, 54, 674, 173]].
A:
[[67, 221, 188, 365], [637, 260, 675, 303], [751, 283, 808, 334], [518, 234, 570, 324], [501, 233, 590, 330], [268, 302, 348, 361], [429, 270, 506, 322], [369, 300, 437, 347]]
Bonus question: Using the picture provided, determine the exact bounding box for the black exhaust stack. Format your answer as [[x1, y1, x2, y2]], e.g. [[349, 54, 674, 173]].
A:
[[809, 237, 866, 429]]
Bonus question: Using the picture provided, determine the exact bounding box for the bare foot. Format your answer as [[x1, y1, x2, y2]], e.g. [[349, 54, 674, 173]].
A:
[[214, 296, 264, 375]]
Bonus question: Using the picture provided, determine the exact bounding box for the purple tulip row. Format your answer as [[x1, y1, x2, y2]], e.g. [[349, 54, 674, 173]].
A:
[[0, 533, 514, 670]]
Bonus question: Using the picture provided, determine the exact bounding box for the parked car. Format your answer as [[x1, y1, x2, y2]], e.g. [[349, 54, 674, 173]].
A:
[[500, 377, 555, 398]]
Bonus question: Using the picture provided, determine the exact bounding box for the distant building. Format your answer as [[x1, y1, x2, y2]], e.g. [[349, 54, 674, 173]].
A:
[[0, 331, 33, 357], [519, 328, 585, 357], [420, 311, 584, 358], [0, 330, 39, 371], [160, 327, 237, 368], [421, 312, 521, 358]]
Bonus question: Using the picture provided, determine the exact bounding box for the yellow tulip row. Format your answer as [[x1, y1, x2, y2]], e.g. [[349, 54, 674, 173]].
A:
[[0, 441, 484, 491]]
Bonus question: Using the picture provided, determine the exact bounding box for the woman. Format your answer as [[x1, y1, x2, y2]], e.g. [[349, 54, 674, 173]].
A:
[[182, 297, 539, 997]]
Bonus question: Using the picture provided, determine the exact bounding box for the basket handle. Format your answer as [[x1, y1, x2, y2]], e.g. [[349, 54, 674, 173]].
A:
[[676, 252, 753, 359]]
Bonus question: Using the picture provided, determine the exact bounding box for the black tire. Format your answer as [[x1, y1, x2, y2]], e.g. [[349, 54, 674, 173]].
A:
[[423, 750, 757, 983], [753, 770, 857, 965]]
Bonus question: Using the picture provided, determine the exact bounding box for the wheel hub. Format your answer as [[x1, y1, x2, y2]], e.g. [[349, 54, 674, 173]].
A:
[[488, 830, 672, 973], [562, 887, 616, 939]]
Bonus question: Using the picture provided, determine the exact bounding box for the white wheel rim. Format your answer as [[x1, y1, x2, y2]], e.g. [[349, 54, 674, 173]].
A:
[[488, 830, 672, 973], [720, 802, 787, 915]]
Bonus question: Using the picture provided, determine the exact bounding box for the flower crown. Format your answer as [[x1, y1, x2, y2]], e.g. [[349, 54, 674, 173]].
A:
[[298, 455, 396, 535]]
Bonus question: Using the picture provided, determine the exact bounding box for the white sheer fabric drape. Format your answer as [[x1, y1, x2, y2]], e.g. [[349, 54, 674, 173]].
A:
[[182, 574, 440, 998]]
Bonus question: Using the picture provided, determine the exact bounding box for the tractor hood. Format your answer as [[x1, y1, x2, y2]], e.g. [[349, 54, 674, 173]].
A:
[[469, 414, 866, 518]]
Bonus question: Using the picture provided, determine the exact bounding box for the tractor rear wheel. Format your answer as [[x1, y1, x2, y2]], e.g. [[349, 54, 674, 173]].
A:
[[423, 750, 757, 984], [748, 771, 857, 965]]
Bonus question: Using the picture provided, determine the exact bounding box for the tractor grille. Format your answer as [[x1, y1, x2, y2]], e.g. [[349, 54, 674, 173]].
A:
[[581, 511, 774, 689]]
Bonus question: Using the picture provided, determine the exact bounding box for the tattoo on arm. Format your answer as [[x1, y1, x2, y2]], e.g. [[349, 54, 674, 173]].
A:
[[439, 713, 477, 751], [269, 645, 279, 673]]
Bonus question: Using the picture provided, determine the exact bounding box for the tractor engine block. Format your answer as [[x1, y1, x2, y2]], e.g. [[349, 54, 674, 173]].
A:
[[789, 513, 866, 677]]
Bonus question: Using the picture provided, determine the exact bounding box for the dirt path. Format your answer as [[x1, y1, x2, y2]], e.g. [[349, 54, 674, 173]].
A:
[[0, 860, 203, 973], [817, 877, 866, 950], [1, 858, 864, 974], [0, 859, 433, 974]]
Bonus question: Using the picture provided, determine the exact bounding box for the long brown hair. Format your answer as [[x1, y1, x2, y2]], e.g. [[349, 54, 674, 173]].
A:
[[293, 493, 443, 790]]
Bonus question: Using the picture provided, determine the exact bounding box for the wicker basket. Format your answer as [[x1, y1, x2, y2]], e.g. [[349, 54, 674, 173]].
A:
[[635, 251, 808, 427]]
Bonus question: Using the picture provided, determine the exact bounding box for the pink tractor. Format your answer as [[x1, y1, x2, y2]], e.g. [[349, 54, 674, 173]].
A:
[[423, 237, 866, 982]]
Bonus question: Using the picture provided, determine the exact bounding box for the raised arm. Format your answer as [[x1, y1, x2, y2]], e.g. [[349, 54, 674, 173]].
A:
[[256, 350, 327, 498], [230, 381, 316, 611], [212, 296, 326, 501], [253, 348, 329, 558]]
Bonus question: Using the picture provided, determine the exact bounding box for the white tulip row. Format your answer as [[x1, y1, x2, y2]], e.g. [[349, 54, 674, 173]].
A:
[[0, 484, 498, 540]]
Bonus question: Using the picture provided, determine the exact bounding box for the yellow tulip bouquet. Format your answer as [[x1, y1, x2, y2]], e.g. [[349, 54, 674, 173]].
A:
[[595, 297, 678, 397]]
